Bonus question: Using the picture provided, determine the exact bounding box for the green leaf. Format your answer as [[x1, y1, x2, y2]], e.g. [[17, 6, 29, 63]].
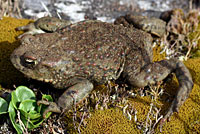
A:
[[29, 110, 37, 114], [20, 114, 43, 130], [11, 86, 36, 109], [18, 99, 37, 113], [19, 109, 41, 120], [42, 95, 53, 102], [8, 102, 23, 134], [18, 99, 42, 120], [0, 97, 8, 114]]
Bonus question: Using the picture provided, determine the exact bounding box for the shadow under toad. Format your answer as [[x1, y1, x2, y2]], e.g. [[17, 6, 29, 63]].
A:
[[0, 40, 28, 88]]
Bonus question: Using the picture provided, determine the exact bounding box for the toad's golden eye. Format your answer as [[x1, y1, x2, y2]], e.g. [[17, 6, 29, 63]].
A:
[[21, 54, 38, 69]]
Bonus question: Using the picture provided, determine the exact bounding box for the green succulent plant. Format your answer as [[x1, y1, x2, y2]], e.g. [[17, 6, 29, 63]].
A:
[[0, 86, 53, 134]]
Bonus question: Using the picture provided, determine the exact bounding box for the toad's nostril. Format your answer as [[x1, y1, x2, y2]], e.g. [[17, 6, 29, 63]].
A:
[[27, 37, 34, 43]]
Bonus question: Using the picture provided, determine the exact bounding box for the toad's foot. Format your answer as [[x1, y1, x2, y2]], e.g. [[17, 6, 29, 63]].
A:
[[162, 59, 193, 122], [37, 101, 61, 118], [125, 58, 193, 124], [16, 23, 45, 38], [38, 79, 94, 118], [16, 17, 71, 38]]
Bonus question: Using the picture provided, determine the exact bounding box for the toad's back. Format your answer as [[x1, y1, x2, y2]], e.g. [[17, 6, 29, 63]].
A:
[[52, 21, 153, 86]]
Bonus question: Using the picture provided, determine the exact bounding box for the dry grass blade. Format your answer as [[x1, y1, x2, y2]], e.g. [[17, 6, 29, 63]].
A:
[[0, 0, 22, 19]]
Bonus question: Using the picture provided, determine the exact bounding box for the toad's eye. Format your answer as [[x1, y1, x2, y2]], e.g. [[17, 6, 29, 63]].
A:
[[21, 55, 38, 68], [25, 57, 37, 64]]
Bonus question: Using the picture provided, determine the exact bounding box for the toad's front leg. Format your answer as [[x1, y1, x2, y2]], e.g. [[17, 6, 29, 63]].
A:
[[16, 17, 71, 38], [125, 58, 193, 122], [38, 79, 94, 117]]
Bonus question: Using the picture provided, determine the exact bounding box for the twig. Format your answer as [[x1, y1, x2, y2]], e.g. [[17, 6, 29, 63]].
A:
[[13, 0, 22, 18], [17, 110, 29, 134], [72, 96, 77, 132], [77, 110, 86, 134], [40, 1, 52, 17], [144, 103, 153, 133], [57, 10, 62, 19], [189, 0, 193, 10]]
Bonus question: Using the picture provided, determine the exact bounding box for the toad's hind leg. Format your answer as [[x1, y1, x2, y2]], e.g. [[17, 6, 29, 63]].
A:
[[125, 58, 193, 120], [38, 79, 94, 118]]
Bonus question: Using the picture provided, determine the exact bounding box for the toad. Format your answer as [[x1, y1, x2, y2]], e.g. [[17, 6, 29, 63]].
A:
[[11, 19, 193, 124]]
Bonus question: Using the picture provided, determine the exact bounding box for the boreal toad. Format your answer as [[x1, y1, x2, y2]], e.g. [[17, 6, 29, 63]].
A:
[[11, 19, 193, 124]]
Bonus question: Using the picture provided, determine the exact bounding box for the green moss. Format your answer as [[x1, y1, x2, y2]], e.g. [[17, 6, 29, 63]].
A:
[[129, 96, 156, 122], [82, 108, 139, 134], [153, 45, 166, 61], [0, 17, 32, 88], [184, 58, 200, 86]]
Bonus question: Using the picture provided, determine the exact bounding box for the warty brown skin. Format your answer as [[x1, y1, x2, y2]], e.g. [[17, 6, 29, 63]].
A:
[[11, 20, 193, 123], [114, 14, 166, 37]]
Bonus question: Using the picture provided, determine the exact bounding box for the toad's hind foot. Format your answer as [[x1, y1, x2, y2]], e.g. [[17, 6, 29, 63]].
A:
[[125, 58, 193, 123], [163, 59, 193, 119]]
